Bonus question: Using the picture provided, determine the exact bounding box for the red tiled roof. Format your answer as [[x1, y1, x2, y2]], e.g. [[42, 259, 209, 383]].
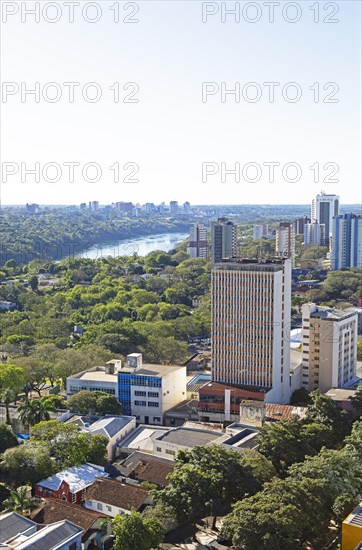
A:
[[265, 404, 307, 421], [30, 499, 106, 532], [86, 478, 149, 511], [133, 460, 174, 487]]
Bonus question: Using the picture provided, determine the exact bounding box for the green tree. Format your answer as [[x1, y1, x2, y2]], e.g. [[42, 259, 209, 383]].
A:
[[1, 444, 54, 484], [67, 390, 122, 415], [18, 397, 56, 428], [351, 382, 362, 419], [156, 446, 275, 524], [113, 510, 165, 550], [0, 364, 26, 423], [0, 423, 18, 453], [29, 275, 39, 292], [3, 487, 39, 514], [306, 390, 351, 442]]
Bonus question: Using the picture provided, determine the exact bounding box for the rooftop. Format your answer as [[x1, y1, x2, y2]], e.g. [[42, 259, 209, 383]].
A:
[[155, 427, 221, 447], [118, 425, 170, 453], [325, 388, 357, 401], [310, 306, 357, 322], [76, 369, 119, 383], [86, 478, 149, 511], [30, 499, 106, 532], [344, 502, 362, 527], [13, 520, 83, 550], [265, 404, 307, 421], [0, 512, 36, 544], [120, 364, 184, 377], [37, 463, 106, 493], [84, 416, 135, 439]]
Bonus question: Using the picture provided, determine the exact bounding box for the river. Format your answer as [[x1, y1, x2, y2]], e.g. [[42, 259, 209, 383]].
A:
[[75, 232, 189, 259]]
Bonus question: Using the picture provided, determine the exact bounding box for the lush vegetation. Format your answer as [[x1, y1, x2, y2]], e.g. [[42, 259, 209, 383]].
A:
[[0, 208, 191, 266], [67, 390, 122, 415]]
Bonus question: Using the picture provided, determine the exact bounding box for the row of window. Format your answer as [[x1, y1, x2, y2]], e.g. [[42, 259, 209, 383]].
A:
[[69, 385, 115, 395], [134, 400, 160, 408], [134, 390, 159, 398]]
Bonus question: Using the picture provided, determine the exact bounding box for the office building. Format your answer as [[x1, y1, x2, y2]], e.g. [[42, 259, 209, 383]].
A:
[[118, 354, 186, 424], [311, 191, 340, 244], [189, 223, 208, 258], [169, 201, 179, 215], [301, 303, 358, 392], [331, 213, 362, 270], [275, 223, 295, 267], [211, 218, 237, 264], [294, 216, 311, 235], [88, 201, 99, 210], [67, 355, 187, 425], [211, 258, 292, 404], [304, 222, 326, 247]]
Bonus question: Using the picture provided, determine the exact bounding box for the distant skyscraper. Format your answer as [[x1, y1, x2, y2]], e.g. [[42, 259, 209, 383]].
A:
[[89, 201, 99, 210], [189, 224, 209, 258], [294, 216, 311, 235], [211, 218, 237, 264], [302, 303, 358, 392], [252, 224, 268, 240], [311, 191, 339, 244], [304, 222, 326, 247], [331, 213, 362, 270], [275, 223, 295, 267], [211, 258, 292, 404], [169, 201, 179, 215]]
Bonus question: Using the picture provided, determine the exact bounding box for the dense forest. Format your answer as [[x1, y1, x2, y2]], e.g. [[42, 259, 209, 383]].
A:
[[0, 247, 211, 390], [0, 208, 191, 265]]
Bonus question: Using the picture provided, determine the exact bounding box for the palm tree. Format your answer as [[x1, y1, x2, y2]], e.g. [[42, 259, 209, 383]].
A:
[[0, 389, 16, 425], [3, 487, 39, 514], [18, 397, 56, 428]]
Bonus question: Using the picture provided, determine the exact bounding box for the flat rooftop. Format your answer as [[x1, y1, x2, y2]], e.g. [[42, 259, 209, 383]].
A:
[[76, 370, 118, 383], [118, 425, 170, 453], [325, 388, 357, 401], [214, 257, 287, 272], [120, 364, 184, 377], [156, 427, 220, 447], [311, 307, 357, 321]]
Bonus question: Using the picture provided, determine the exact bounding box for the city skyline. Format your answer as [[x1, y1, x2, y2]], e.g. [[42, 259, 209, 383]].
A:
[[1, 1, 361, 205]]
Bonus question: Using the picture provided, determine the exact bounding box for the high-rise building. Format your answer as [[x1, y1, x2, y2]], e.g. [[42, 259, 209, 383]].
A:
[[301, 303, 358, 393], [211, 218, 237, 264], [189, 224, 209, 258], [331, 213, 362, 270], [294, 216, 311, 235], [304, 222, 326, 247], [275, 223, 295, 267], [253, 224, 268, 240], [169, 201, 179, 215], [211, 258, 292, 404], [311, 191, 340, 244], [89, 201, 99, 210]]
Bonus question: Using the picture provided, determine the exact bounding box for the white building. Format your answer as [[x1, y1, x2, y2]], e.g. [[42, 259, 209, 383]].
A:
[[276, 223, 295, 267], [301, 303, 358, 392], [66, 361, 121, 398], [304, 222, 326, 247], [211, 217, 237, 264], [212, 258, 292, 404], [311, 191, 340, 244], [189, 223, 208, 258], [78, 417, 136, 461]]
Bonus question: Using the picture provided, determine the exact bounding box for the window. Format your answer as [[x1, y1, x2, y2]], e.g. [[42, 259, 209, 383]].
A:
[[134, 400, 146, 407], [166, 449, 176, 456], [148, 391, 159, 398], [72, 492, 77, 503], [97, 502, 103, 511], [134, 390, 146, 397], [153, 417, 161, 422], [106, 505, 112, 512], [148, 401, 159, 408], [156, 447, 161, 452]]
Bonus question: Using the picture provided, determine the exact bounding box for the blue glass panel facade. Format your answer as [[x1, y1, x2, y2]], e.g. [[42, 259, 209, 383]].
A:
[[118, 373, 132, 415]]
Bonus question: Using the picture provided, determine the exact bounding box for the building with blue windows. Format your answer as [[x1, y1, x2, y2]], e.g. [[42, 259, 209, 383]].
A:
[[67, 354, 187, 426], [331, 213, 362, 270]]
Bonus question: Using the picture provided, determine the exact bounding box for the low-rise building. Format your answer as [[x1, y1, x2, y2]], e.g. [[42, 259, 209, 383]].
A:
[[116, 425, 170, 457], [0, 512, 83, 550], [66, 415, 136, 461], [34, 463, 107, 504], [84, 478, 150, 517], [30, 499, 108, 550], [117, 451, 174, 488], [342, 501, 362, 550]]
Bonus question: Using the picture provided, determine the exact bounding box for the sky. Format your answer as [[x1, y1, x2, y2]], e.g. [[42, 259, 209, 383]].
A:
[[0, 0, 361, 205]]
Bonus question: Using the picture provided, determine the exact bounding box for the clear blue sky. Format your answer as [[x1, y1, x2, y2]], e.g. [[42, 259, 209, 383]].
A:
[[1, 0, 361, 205]]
